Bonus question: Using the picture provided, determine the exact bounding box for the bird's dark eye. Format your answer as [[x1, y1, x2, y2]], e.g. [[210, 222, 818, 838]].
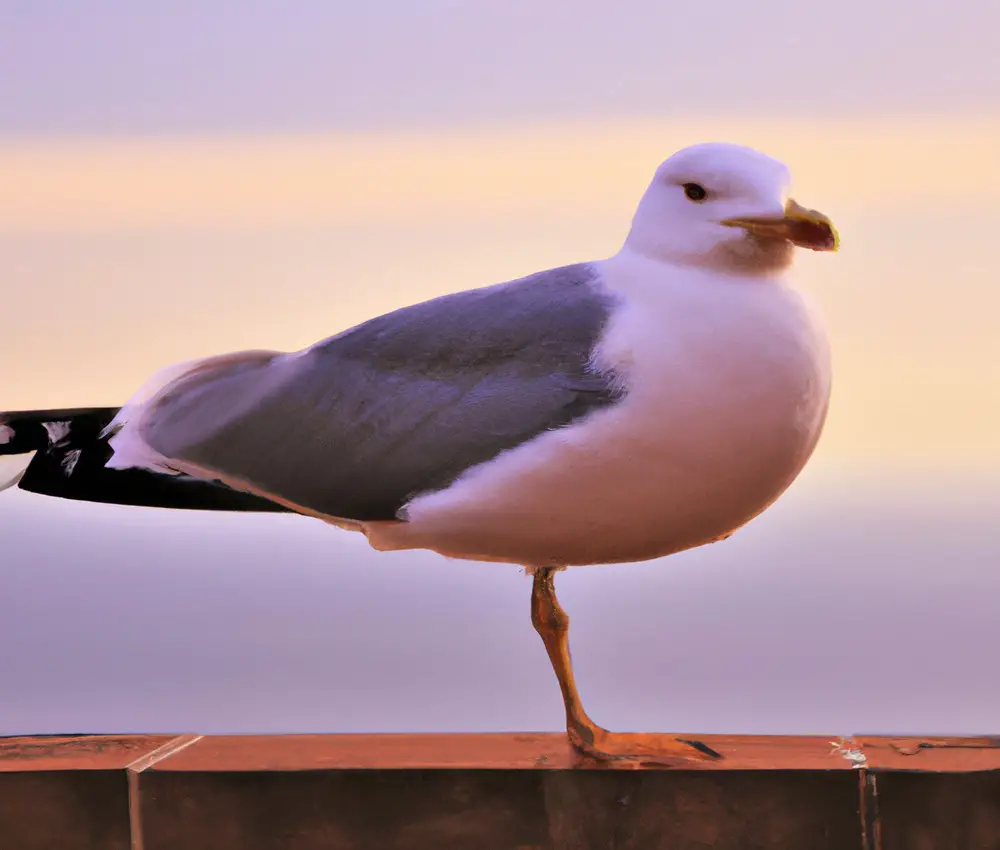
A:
[[683, 183, 708, 202]]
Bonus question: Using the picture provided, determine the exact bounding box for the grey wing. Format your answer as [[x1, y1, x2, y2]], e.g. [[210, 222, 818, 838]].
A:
[[137, 263, 623, 521]]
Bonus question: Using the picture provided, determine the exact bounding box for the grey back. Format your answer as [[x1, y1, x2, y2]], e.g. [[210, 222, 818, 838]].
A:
[[142, 263, 623, 521]]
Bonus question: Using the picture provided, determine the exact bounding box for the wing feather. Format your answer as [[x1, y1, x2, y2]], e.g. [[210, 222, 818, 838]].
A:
[[129, 263, 623, 520]]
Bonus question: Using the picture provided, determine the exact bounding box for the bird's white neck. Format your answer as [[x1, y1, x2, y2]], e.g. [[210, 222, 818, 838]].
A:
[[599, 247, 788, 301]]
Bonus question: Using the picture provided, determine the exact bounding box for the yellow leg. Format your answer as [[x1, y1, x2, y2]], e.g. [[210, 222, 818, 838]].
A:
[[530, 566, 722, 766]]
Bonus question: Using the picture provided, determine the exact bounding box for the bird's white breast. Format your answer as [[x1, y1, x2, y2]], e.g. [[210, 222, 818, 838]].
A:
[[367, 251, 831, 568]]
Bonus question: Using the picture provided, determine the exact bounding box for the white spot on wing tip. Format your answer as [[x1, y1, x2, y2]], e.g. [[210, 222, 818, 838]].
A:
[[42, 421, 72, 447], [0, 424, 13, 445], [61, 448, 82, 477]]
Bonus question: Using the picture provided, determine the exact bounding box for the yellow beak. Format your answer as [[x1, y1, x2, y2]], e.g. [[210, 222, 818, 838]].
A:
[[721, 198, 839, 252]]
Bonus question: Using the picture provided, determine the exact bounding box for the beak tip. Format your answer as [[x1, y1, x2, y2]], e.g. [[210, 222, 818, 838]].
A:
[[721, 202, 839, 252], [783, 201, 839, 252]]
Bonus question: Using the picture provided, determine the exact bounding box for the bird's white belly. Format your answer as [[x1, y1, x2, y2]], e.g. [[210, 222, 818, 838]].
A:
[[366, 265, 831, 568]]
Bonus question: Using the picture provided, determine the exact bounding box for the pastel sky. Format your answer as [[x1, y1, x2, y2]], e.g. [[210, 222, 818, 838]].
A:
[[2, 0, 998, 133], [2, 2, 999, 473], [2, 118, 999, 470], [1, 1, 998, 737]]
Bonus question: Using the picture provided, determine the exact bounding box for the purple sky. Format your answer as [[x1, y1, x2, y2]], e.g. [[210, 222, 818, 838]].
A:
[[3, 470, 999, 737], [2, 0, 998, 136]]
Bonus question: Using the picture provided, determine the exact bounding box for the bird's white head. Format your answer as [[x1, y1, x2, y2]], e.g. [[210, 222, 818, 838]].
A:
[[624, 142, 839, 274]]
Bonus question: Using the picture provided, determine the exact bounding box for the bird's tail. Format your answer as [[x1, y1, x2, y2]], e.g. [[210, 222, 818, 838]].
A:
[[0, 407, 290, 512]]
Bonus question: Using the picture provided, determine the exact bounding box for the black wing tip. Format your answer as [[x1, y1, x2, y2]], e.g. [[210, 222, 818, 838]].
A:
[[0, 405, 292, 514], [0, 407, 121, 454]]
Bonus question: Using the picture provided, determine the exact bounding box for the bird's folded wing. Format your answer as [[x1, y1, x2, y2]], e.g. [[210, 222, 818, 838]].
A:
[[128, 263, 623, 522]]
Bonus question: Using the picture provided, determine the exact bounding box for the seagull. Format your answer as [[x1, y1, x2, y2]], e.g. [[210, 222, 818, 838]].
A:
[[0, 142, 838, 765]]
